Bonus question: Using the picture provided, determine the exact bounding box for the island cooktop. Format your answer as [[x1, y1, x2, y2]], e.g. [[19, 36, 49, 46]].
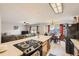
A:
[[14, 39, 42, 55]]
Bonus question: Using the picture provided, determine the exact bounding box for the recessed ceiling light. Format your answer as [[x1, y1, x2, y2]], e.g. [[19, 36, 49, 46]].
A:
[[49, 3, 63, 14]]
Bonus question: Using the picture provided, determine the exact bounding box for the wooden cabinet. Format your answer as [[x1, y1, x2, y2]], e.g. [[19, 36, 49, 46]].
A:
[[42, 40, 50, 56], [69, 23, 79, 39]]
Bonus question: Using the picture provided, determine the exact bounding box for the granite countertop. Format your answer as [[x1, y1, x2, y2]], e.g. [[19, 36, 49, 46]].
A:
[[0, 35, 51, 56], [71, 39, 79, 50]]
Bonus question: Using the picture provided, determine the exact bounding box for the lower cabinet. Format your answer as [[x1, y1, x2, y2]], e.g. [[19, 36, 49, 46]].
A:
[[42, 40, 50, 56]]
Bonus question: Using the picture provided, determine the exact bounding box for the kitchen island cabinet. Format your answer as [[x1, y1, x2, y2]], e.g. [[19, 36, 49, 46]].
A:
[[42, 40, 50, 56], [33, 35, 51, 56]]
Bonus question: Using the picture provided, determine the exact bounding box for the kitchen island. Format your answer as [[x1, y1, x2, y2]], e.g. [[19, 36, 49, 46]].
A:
[[71, 39, 79, 56], [0, 35, 51, 56]]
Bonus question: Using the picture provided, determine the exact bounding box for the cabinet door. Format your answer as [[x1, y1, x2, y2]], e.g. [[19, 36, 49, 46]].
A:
[[42, 41, 48, 56], [42, 40, 50, 56]]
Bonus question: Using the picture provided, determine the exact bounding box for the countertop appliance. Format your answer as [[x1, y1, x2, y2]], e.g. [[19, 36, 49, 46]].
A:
[[14, 39, 42, 56]]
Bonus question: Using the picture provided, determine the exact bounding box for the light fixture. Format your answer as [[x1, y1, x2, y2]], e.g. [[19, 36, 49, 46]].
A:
[[68, 24, 72, 27], [49, 3, 63, 14], [23, 22, 30, 25]]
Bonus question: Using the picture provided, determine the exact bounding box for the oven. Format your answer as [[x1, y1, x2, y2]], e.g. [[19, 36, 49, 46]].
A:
[[24, 45, 42, 56], [31, 51, 41, 56]]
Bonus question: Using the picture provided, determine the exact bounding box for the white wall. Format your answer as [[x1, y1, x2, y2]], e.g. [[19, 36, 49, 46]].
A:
[[31, 23, 48, 35], [39, 24, 48, 35], [0, 16, 1, 43], [1, 23, 26, 35], [44, 25, 48, 33], [25, 25, 30, 32], [31, 26, 37, 33]]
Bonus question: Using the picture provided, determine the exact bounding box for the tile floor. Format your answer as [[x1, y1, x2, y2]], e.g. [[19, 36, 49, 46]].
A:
[[47, 40, 70, 56]]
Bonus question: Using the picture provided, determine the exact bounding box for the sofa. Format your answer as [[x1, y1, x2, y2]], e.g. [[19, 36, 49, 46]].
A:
[[1, 35, 27, 43]]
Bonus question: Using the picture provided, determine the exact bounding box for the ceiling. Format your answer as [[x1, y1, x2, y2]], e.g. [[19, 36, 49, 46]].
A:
[[0, 3, 79, 25]]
